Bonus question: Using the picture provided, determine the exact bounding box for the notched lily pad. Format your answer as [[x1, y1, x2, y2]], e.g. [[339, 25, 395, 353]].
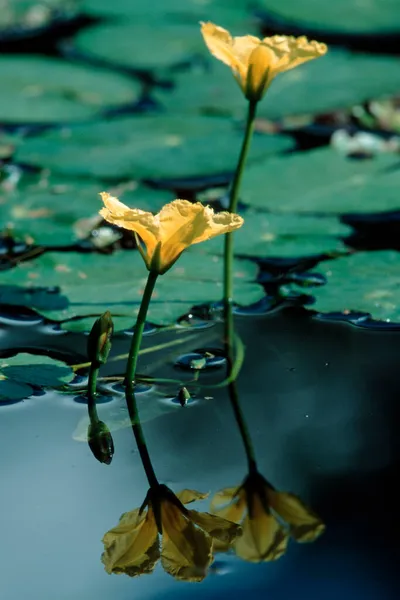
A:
[[15, 115, 294, 180]]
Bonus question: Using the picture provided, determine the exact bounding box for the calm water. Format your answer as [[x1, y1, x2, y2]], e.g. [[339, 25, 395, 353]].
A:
[[1, 311, 398, 599]]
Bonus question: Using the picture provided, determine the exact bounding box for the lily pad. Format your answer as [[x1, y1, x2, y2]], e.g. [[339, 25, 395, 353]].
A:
[[0, 56, 141, 124], [156, 50, 400, 120], [0, 380, 33, 404], [239, 147, 400, 214], [0, 248, 264, 328], [258, 0, 400, 35], [295, 251, 400, 322], [0, 353, 74, 387], [80, 0, 253, 22], [14, 115, 294, 180], [202, 210, 350, 258], [0, 175, 175, 245]]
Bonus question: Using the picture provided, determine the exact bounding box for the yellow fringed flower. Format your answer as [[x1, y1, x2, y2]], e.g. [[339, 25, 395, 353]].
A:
[[99, 193, 244, 274], [102, 485, 241, 582], [200, 22, 327, 102], [210, 472, 325, 562]]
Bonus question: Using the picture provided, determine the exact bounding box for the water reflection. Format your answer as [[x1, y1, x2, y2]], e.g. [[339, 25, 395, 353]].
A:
[[102, 485, 240, 581]]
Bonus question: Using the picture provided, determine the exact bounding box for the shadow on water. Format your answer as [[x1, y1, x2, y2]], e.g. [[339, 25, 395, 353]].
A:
[[0, 309, 399, 599]]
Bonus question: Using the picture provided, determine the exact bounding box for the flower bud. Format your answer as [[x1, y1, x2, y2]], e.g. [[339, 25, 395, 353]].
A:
[[178, 386, 191, 407], [88, 420, 114, 465], [87, 311, 113, 365]]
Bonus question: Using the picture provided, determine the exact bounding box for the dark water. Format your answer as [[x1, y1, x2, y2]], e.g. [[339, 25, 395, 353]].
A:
[[1, 309, 399, 599]]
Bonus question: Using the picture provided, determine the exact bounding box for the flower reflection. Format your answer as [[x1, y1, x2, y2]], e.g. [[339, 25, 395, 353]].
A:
[[211, 471, 325, 562], [102, 484, 241, 581]]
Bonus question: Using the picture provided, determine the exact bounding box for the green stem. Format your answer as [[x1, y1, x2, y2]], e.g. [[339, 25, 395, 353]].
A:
[[223, 99, 258, 473], [125, 269, 159, 489], [87, 363, 100, 425], [224, 99, 257, 356]]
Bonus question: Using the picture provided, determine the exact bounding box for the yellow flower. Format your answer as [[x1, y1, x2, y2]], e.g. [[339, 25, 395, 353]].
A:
[[102, 484, 241, 582], [200, 22, 327, 102], [210, 471, 325, 562], [99, 193, 244, 274]]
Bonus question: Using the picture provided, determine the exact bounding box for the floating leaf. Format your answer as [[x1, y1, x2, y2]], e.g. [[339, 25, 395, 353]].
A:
[[258, 0, 400, 35], [0, 353, 74, 387], [291, 251, 400, 322], [0, 0, 78, 34], [0, 249, 264, 328], [196, 210, 350, 258], [239, 147, 400, 214], [15, 115, 294, 180], [0, 380, 33, 404], [0, 56, 141, 123]]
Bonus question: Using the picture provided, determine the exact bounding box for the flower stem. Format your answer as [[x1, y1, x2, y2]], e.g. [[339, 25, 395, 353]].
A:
[[223, 99, 258, 473], [125, 269, 159, 489]]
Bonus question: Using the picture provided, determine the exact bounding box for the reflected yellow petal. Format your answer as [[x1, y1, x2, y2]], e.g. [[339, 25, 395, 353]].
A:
[[235, 495, 287, 562], [176, 489, 209, 505], [210, 491, 246, 524], [267, 490, 325, 542], [188, 509, 242, 545], [101, 507, 159, 576], [160, 500, 213, 582]]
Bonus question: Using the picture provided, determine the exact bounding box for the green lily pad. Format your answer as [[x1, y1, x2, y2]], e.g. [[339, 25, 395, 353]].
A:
[[156, 50, 400, 120], [0, 248, 264, 328], [0, 0, 78, 32], [202, 210, 350, 258], [0, 353, 74, 387], [14, 115, 294, 180], [258, 0, 400, 35], [295, 251, 400, 322], [239, 147, 400, 214], [0, 175, 174, 245], [0, 380, 33, 404], [0, 56, 141, 124], [72, 21, 204, 71], [80, 0, 253, 22]]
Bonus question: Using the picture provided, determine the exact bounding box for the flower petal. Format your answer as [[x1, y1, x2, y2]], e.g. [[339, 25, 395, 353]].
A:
[[200, 22, 243, 73], [176, 489, 209, 505], [99, 192, 159, 265], [157, 200, 243, 271], [188, 509, 242, 545], [235, 495, 288, 562], [160, 498, 213, 582], [262, 35, 327, 79], [267, 490, 326, 542], [101, 507, 159, 576]]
